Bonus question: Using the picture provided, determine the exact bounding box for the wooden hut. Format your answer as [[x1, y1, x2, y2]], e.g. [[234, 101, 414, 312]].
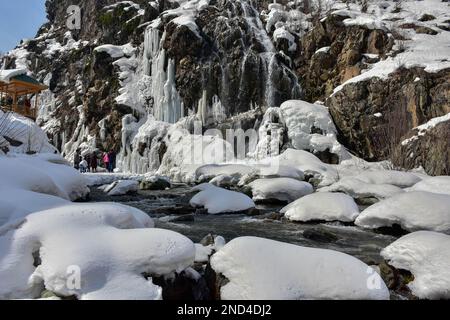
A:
[[0, 69, 47, 120]]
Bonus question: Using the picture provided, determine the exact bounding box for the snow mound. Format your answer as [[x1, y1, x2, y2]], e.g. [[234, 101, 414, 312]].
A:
[[262, 149, 339, 187], [281, 192, 359, 222], [355, 170, 422, 188], [210, 237, 389, 300], [319, 177, 404, 201], [249, 178, 313, 203], [255, 164, 304, 180], [356, 191, 450, 233], [104, 180, 139, 196], [407, 176, 450, 196], [0, 154, 89, 201], [279, 100, 351, 161], [0, 203, 195, 300], [196, 164, 255, 181], [0, 110, 57, 154], [381, 231, 450, 299], [190, 184, 255, 214]]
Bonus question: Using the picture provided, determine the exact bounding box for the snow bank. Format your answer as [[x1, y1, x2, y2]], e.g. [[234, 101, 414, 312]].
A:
[[0, 154, 89, 201], [355, 170, 422, 188], [0, 203, 195, 300], [407, 176, 450, 196], [282, 192, 359, 222], [190, 184, 255, 214], [210, 237, 389, 300], [356, 191, 450, 233], [0, 110, 57, 154], [249, 178, 313, 203], [381, 231, 450, 299], [319, 177, 404, 201]]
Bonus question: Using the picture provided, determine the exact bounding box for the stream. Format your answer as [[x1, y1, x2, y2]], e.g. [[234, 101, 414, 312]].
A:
[[89, 184, 398, 266]]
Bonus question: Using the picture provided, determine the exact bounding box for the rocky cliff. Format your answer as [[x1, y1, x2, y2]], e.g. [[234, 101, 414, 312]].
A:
[[2, 0, 449, 175]]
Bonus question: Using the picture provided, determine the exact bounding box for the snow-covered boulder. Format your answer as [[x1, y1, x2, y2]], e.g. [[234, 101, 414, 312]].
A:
[[0, 110, 57, 154], [0, 203, 196, 300], [318, 177, 404, 202], [355, 170, 422, 188], [261, 149, 339, 187], [356, 192, 450, 233], [281, 192, 360, 222], [190, 184, 255, 214], [407, 176, 450, 196], [104, 180, 139, 196], [381, 231, 450, 299], [140, 176, 171, 190], [249, 178, 313, 203], [0, 188, 68, 228], [210, 237, 389, 300], [255, 164, 304, 180], [0, 154, 89, 201], [279, 100, 351, 161], [196, 164, 255, 181]]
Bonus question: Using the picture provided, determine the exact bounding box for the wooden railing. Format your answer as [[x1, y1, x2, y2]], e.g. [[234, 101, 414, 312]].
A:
[[0, 104, 36, 120]]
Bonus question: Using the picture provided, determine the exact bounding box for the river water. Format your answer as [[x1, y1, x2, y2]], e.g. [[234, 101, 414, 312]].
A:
[[90, 184, 398, 266]]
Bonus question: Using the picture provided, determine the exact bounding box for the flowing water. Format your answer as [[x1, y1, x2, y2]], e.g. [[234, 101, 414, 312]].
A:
[[90, 184, 398, 265]]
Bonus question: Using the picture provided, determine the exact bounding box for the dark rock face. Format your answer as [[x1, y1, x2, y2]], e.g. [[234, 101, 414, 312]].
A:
[[164, 0, 302, 117], [296, 15, 393, 103], [327, 68, 450, 166], [393, 120, 450, 176]]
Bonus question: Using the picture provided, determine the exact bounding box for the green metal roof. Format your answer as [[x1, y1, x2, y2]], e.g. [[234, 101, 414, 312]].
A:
[[11, 74, 45, 87]]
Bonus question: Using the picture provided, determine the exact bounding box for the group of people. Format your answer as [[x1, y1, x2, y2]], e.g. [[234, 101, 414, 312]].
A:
[[74, 149, 117, 174]]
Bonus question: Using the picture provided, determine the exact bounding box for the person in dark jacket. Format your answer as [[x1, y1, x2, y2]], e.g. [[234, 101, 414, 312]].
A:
[[108, 150, 117, 173], [74, 149, 81, 170], [90, 152, 98, 173]]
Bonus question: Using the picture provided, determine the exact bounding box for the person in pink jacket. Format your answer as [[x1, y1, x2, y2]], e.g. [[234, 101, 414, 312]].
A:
[[103, 152, 110, 171]]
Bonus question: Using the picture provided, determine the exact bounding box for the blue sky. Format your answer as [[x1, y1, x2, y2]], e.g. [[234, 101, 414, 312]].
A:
[[0, 0, 47, 53]]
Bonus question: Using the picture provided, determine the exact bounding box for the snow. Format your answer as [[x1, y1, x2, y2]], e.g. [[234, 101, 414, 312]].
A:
[[332, 0, 450, 95], [196, 164, 254, 181], [103, 180, 139, 196], [210, 237, 389, 300], [0, 110, 57, 154], [381, 231, 450, 299], [261, 149, 339, 187], [249, 178, 313, 203], [190, 183, 255, 214], [0, 69, 27, 82], [94, 43, 136, 59], [0, 203, 195, 300], [281, 192, 360, 222], [356, 191, 450, 233], [0, 154, 89, 202], [319, 176, 404, 201], [279, 100, 351, 161], [407, 176, 450, 196], [354, 170, 422, 188]]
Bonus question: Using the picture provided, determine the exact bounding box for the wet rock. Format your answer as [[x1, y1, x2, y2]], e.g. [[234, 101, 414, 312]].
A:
[[140, 176, 171, 191], [302, 228, 339, 243], [153, 205, 195, 216], [153, 271, 212, 300]]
